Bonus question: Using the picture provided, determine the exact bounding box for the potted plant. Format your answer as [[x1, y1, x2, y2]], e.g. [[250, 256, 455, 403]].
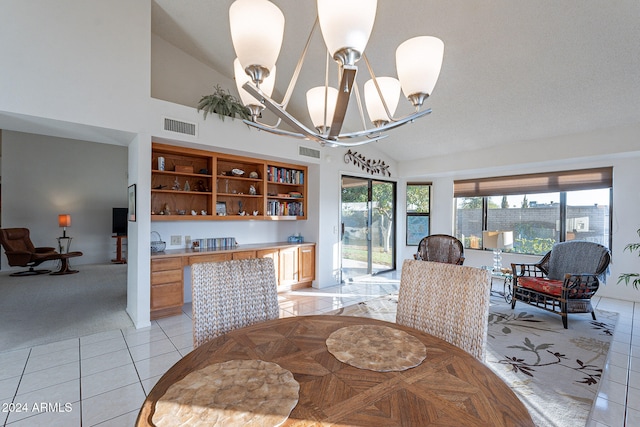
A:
[[618, 228, 640, 289], [197, 84, 250, 121]]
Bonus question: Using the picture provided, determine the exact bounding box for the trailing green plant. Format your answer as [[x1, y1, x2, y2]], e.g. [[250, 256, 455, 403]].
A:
[[617, 228, 640, 290], [197, 84, 250, 121]]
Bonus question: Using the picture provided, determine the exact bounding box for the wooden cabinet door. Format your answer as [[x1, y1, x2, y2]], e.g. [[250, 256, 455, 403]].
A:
[[299, 245, 315, 284], [232, 250, 257, 260], [257, 248, 279, 283], [279, 246, 299, 287], [188, 253, 232, 265], [150, 257, 184, 319]]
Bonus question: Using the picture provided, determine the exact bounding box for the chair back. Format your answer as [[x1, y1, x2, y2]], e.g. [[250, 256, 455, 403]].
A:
[[397, 260, 491, 360], [0, 228, 38, 267], [415, 234, 464, 265], [0, 228, 36, 253], [191, 257, 279, 347], [546, 241, 611, 281]]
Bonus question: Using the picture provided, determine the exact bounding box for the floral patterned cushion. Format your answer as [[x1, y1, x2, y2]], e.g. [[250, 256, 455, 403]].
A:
[[518, 277, 563, 296]]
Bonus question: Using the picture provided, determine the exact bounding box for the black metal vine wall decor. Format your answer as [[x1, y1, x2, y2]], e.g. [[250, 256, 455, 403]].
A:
[[344, 149, 391, 177]]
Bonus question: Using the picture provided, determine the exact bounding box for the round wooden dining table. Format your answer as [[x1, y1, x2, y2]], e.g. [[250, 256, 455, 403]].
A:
[[136, 315, 534, 426]]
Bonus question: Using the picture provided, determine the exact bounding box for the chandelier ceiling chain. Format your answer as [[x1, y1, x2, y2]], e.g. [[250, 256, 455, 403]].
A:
[[229, 0, 444, 147]]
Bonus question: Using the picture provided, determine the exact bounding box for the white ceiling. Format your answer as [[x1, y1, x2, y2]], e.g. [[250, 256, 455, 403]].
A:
[[153, 0, 640, 163]]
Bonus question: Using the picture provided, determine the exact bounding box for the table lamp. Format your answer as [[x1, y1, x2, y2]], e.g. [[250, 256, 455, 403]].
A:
[[59, 214, 71, 238], [482, 230, 513, 272]]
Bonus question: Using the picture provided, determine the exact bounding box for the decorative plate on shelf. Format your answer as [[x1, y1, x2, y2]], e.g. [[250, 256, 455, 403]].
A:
[[231, 168, 244, 176]]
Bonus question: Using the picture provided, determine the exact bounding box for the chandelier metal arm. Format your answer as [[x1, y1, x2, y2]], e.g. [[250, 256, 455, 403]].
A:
[[328, 65, 357, 139], [241, 120, 306, 139], [279, 17, 320, 109], [337, 108, 432, 138], [242, 80, 431, 145], [243, 117, 388, 146], [352, 81, 369, 131], [362, 53, 401, 122], [242, 81, 333, 143]]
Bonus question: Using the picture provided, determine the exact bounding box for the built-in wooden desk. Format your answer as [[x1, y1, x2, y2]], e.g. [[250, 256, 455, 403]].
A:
[[136, 316, 534, 426], [150, 242, 315, 319]]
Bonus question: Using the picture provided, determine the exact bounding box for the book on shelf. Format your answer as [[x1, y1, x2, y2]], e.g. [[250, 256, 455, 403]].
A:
[[267, 166, 304, 185], [267, 200, 304, 216]]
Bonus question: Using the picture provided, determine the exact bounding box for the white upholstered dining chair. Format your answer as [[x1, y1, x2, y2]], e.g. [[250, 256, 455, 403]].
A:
[[191, 257, 279, 347], [396, 259, 492, 361]]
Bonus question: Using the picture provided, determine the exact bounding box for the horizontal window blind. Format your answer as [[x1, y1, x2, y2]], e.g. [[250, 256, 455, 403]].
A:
[[454, 167, 612, 198]]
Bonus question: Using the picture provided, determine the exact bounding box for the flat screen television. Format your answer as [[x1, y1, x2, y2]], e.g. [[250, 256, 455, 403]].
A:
[[112, 208, 128, 236]]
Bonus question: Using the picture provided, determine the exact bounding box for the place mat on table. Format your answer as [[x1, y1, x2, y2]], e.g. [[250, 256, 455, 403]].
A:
[[152, 359, 300, 427], [326, 325, 426, 372]]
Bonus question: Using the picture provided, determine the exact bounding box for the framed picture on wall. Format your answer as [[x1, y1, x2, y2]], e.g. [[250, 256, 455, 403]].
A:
[[216, 202, 227, 216], [128, 184, 136, 222]]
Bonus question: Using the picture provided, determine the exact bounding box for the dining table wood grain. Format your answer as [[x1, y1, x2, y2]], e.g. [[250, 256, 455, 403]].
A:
[[136, 315, 534, 426]]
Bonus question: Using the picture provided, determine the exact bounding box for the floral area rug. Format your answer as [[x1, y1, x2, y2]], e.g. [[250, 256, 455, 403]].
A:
[[330, 293, 618, 427]]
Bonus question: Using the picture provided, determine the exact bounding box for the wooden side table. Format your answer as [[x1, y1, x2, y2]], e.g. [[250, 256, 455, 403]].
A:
[[112, 235, 127, 264]]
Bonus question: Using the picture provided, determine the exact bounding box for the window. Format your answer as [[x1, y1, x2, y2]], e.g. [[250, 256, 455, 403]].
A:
[[454, 168, 612, 255], [455, 197, 483, 249], [406, 183, 431, 245]]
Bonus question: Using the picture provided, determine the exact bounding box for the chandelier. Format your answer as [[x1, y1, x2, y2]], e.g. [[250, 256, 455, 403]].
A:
[[229, 0, 444, 147]]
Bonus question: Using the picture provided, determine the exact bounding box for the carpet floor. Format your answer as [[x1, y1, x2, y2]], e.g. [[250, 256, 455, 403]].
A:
[[331, 293, 618, 427], [0, 263, 133, 352]]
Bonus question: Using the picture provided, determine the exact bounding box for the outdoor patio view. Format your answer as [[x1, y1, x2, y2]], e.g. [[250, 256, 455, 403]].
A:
[[455, 188, 611, 255], [341, 177, 395, 279]]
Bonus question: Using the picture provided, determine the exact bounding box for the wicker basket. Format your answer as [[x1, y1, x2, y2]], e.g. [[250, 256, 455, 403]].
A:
[[151, 231, 166, 253]]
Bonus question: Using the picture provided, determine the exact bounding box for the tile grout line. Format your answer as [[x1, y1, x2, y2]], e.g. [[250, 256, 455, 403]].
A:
[[2, 349, 31, 427], [78, 338, 83, 427], [622, 301, 636, 426]]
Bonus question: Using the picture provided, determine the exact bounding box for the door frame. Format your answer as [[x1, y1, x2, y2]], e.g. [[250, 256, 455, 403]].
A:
[[340, 174, 397, 282]]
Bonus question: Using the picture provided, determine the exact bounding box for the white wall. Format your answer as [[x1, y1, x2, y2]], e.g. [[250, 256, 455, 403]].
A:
[[151, 34, 234, 109], [1, 131, 128, 269], [126, 133, 152, 328], [0, 0, 150, 134]]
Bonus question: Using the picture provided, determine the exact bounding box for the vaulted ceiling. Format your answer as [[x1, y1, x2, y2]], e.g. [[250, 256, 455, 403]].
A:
[[152, 0, 640, 162]]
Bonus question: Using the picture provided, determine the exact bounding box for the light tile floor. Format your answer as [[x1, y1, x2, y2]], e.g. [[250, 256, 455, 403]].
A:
[[0, 274, 637, 426]]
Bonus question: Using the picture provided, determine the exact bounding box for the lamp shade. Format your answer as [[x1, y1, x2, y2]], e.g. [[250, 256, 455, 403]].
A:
[[58, 214, 71, 228], [307, 86, 338, 130], [229, 0, 284, 74], [317, 0, 377, 62], [364, 77, 401, 125], [482, 231, 514, 250], [396, 36, 444, 100], [234, 58, 276, 106]]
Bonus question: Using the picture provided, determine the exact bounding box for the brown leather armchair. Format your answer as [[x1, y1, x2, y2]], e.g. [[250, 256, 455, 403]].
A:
[[0, 228, 82, 276]]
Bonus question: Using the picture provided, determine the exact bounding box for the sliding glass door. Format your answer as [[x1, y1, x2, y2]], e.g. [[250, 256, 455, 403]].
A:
[[340, 176, 396, 282]]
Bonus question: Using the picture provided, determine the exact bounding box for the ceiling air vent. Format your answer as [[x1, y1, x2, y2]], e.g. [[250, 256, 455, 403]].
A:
[[299, 145, 321, 159], [163, 117, 198, 137]]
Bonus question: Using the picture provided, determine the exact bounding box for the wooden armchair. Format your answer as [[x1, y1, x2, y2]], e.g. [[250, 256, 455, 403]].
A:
[[0, 228, 83, 276], [511, 240, 611, 328], [414, 234, 465, 265]]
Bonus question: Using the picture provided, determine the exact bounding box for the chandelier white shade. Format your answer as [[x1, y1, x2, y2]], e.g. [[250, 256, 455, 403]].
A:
[[364, 77, 401, 126], [396, 36, 445, 106], [317, 0, 377, 65], [229, 0, 284, 80], [307, 86, 338, 132], [228, 0, 444, 147]]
